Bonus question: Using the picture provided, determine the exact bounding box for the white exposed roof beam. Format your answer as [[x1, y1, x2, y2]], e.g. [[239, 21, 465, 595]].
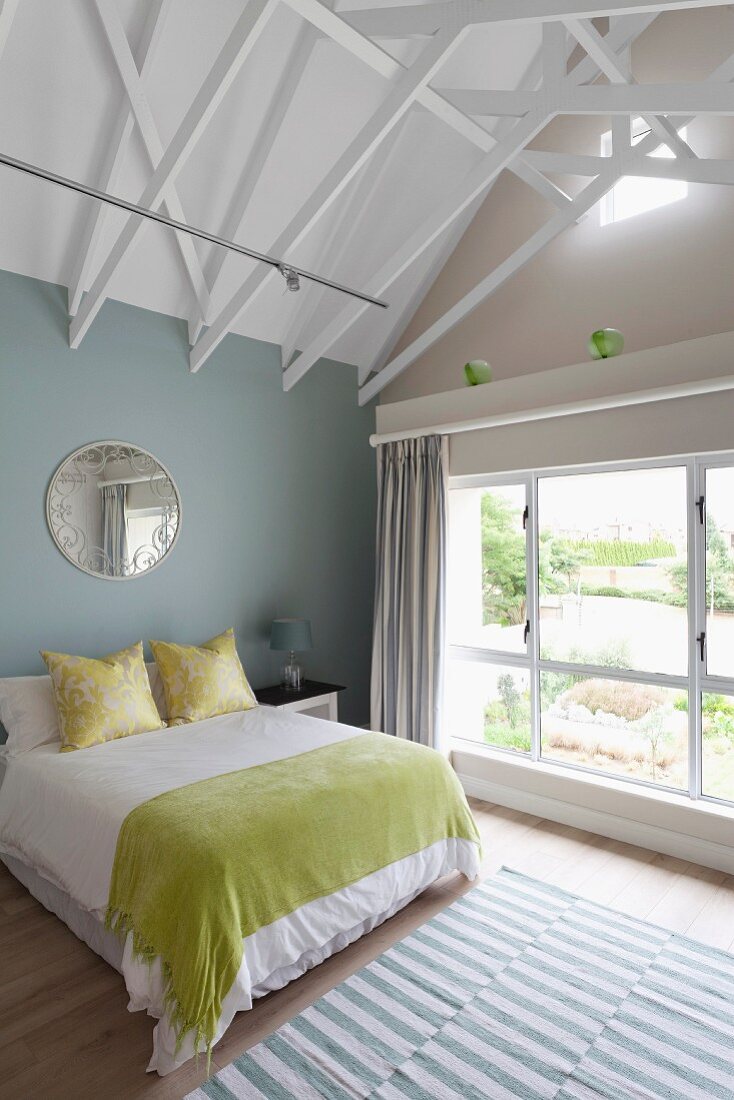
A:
[[359, 188, 486, 386], [189, 1, 654, 380], [523, 149, 608, 174], [341, 0, 731, 38], [359, 173, 620, 404], [280, 121, 406, 371], [282, 6, 601, 371], [93, 0, 212, 327], [357, 125, 674, 403], [495, 20, 656, 219], [525, 40, 734, 179], [66, 0, 173, 318], [187, 27, 319, 343], [189, 25, 318, 345], [355, 21, 605, 389], [624, 153, 734, 182], [69, 0, 279, 350], [435, 10, 659, 115], [563, 17, 695, 156], [189, 25, 474, 373], [559, 81, 734, 112], [0, 0, 19, 55], [355, 23, 603, 389], [278, 0, 629, 385], [282, 17, 653, 392], [551, 11, 659, 85], [509, 158, 574, 206], [339, 0, 651, 39], [281, 109, 548, 391], [437, 89, 540, 118], [434, 80, 734, 119], [285, 0, 499, 152], [523, 147, 734, 181]]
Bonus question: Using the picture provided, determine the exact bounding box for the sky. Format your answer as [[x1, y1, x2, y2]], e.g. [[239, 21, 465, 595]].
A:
[[538, 467, 688, 532], [486, 465, 734, 536]]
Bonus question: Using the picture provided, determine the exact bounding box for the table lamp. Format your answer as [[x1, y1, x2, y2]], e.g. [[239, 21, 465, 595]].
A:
[[270, 618, 313, 691]]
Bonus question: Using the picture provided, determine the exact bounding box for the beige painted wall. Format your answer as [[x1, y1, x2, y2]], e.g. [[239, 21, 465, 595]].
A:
[[383, 9, 734, 404]]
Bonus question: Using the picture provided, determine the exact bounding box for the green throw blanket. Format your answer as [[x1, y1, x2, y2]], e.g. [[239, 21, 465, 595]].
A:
[[106, 732, 480, 1056]]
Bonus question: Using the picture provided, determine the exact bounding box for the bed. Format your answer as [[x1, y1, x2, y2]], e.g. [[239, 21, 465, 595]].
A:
[[0, 705, 480, 1075]]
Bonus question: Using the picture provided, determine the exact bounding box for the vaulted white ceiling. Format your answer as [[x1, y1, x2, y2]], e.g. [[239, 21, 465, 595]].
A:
[[0, 0, 731, 401]]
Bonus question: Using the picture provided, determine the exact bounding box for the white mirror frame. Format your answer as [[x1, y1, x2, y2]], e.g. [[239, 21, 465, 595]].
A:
[[46, 439, 182, 582]]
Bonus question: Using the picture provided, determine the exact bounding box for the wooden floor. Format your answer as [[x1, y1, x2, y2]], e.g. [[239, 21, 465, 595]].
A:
[[2, 798, 734, 1100]]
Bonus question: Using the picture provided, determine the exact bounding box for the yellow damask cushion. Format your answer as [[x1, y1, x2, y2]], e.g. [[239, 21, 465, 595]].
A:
[[150, 628, 257, 726], [41, 642, 165, 752]]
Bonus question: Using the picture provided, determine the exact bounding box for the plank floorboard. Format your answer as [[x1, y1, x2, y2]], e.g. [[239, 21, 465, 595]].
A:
[[2, 798, 732, 1099]]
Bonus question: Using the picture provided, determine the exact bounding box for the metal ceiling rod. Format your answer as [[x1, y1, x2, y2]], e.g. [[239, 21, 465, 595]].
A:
[[0, 151, 389, 310]]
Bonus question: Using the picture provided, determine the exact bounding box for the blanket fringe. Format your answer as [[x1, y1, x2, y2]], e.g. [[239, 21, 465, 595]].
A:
[[105, 906, 214, 1068]]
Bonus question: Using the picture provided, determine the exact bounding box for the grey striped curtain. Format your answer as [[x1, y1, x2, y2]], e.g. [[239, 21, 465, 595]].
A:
[[371, 435, 448, 749], [102, 484, 129, 578]]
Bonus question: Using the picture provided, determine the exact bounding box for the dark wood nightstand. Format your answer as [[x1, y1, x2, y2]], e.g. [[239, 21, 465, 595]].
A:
[[254, 680, 346, 721]]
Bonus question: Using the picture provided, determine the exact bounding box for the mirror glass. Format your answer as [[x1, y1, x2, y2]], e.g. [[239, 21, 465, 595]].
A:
[[47, 441, 181, 580]]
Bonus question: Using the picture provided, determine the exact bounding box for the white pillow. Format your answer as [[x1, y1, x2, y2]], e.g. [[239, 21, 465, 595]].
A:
[[0, 664, 168, 758], [0, 675, 60, 758]]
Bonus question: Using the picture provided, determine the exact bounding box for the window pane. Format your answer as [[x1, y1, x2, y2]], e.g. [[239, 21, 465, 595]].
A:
[[448, 484, 527, 652], [538, 466, 687, 675], [540, 673, 687, 789], [702, 693, 734, 802], [446, 660, 531, 753], [600, 119, 687, 226], [704, 467, 734, 679]]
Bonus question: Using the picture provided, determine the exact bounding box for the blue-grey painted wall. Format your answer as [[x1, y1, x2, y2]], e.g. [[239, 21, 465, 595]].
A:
[[0, 270, 376, 726]]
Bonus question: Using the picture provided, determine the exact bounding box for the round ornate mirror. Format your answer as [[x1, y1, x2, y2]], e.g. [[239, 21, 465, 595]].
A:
[[46, 441, 181, 580]]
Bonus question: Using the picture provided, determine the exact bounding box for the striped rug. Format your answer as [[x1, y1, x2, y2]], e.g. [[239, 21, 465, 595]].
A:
[[186, 868, 734, 1099]]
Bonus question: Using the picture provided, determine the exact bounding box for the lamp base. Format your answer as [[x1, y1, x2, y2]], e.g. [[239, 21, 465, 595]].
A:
[[281, 652, 303, 692]]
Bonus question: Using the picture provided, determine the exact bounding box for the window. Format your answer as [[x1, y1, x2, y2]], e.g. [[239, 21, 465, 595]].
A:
[[126, 509, 176, 575], [448, 483, 528, 653], [600, 117, 688, 226], [447, 455, 734, 807], [538, 466, 688, 676]]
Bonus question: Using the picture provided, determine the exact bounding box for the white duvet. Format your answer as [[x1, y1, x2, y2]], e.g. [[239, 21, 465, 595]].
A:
[[0, 707, 479, 1075]]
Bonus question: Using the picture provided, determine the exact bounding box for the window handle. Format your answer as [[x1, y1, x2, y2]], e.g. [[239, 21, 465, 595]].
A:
[[524, 619, 530, 644], [522, 505, 529, 530], [697, 631, 706, 662], [696, 495, 705, 525]]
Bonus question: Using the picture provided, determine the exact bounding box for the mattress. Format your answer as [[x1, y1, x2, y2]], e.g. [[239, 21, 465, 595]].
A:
[[0, 708, 479, 1074]]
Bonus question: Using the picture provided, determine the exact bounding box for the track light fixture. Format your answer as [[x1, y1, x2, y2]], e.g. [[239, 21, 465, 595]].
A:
[[278, 264, 301, 292], [0, 152, 388, 310]]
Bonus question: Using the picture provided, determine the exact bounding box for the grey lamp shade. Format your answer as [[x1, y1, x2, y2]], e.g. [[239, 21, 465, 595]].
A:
[[270, 618, 313, 652]]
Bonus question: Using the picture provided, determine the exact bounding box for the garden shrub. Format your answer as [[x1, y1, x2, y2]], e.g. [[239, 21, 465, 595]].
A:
[[580, 584, 688, 608], [703, 694, 734, 719], [544, 728, 676, 770], [559, 678, 665, 722], [709, 710, 734, 743], [483, 723, 531, 752]]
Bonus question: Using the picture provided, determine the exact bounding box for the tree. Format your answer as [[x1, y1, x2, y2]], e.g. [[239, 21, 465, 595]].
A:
[[497, 673, 521, 728], [481, 493, 527, 626], [668, 512, 734, 612], [637, 705, 673, 782], [481, 493, 557, 626], [549, 539, 591, 592], [705, 516, 734, 613]]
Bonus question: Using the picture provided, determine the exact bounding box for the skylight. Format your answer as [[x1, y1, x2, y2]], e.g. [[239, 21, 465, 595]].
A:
[[600, 117, 688, 226]]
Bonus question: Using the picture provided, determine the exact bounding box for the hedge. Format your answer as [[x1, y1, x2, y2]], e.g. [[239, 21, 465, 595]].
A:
[[568, 538, 677, 567]]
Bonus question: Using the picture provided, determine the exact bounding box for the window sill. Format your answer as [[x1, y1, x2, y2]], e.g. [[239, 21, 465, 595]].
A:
[[451, 738, 734, 823]]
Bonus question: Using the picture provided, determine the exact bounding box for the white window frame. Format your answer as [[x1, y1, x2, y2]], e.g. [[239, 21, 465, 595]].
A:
[[448, 452, 734, 808]]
